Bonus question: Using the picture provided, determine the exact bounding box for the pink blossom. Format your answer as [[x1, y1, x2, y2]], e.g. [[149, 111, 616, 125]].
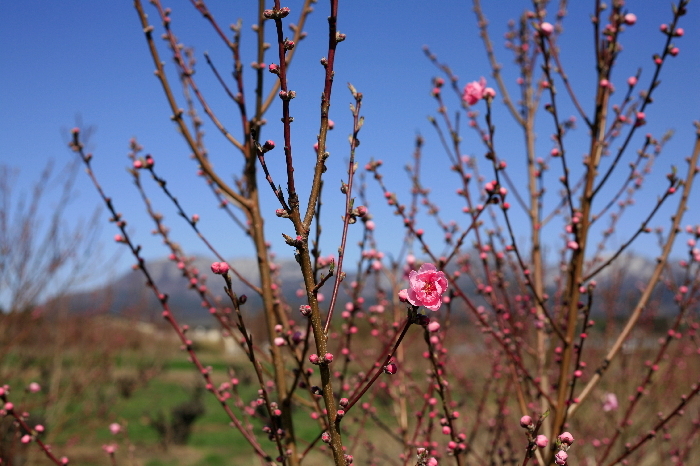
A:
[[210, 262, 230, 275], [540, 22, 554, 36], [384, 362, 398, 375], [102, 444, 117, 455], [554, 451, 568, 465], [558, 432, 575, 445], [406, 263, 449, 311], [602, 392, 618, 411], [427, 321, 441, 332], [462, 77, 487, 105], [536, 435, 549, 448]]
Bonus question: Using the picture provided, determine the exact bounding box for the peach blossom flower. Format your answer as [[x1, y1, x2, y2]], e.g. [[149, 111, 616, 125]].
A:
[[554, 451, 568, 465], [462, 77, 487, 105], [404, 263, 448, 311], [602, 392, 618, 411]]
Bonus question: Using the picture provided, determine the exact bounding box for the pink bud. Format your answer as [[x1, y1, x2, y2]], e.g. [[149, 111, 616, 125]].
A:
[[398, 289, 409, 302], [210, 262, 230, 275], [627, 76, 637, 86], [324, 352, 334, 363], [133, 160, 143, 169], [558, 431, 575, 445], [384, 363, 398, 375], [28, 382, 41, 393], [274, 337, 285, 346], [554, 451, 568, 465], [520, 415, 533, 428], [536, 435, 549, 448], [428, 321, 441, 332], [624, 13, 637, 25], [21, 434, 31, 444], [540, 22, 554, 36], [675, 27, 684, 36]]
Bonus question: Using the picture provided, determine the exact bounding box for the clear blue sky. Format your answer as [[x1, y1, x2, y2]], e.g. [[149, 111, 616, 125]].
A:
[[1, 1, 699, 295]]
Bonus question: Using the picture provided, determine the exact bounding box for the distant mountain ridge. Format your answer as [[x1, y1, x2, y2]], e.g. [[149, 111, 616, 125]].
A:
[[55, 253, 680, 326]]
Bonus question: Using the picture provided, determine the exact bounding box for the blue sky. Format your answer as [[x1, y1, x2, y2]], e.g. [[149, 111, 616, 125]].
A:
[[1, 1, 699, 295]]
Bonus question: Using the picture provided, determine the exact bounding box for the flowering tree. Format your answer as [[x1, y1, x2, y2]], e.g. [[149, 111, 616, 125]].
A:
[[3, 1, 700, 465]]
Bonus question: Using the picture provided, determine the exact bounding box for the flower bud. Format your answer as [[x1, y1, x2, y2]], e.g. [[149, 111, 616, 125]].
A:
[[540, 22, 554, 36], [536, 435, 548, 448], [383, 363, 398, 375], [520, 415, 533, 428]]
